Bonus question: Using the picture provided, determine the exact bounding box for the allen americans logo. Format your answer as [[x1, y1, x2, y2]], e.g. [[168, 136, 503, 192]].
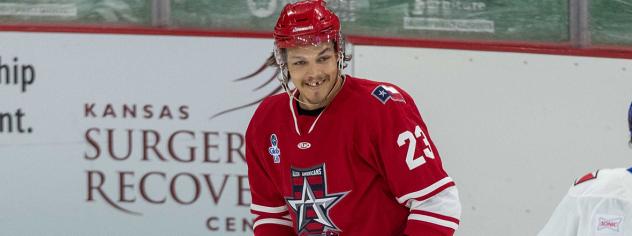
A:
[[371, 85, 406, 104], [286, 164, 348, 235], [596, 214, 624, 234]]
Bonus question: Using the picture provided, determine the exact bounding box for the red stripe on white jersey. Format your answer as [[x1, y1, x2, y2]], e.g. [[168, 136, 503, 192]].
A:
[[408, 212, 459, 230], [411, 210, 460, 225], [397, 177, 455, 204]]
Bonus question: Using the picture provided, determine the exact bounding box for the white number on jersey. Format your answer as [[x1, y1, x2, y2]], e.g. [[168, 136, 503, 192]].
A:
[[397, 125, 436, 170]]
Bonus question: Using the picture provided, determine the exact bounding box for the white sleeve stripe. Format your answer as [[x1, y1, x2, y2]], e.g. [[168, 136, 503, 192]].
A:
[[406, 186, 461, 219], [253, 218, 293, 230], [397, 177, 453, 204], [409, 213, 459, 230], [250, 203, 288, 213]]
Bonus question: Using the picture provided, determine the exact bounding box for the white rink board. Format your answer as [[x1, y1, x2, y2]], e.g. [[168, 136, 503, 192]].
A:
[[353, 45, 632, 236], [1, 29, 631, 236], [0, 32, 283, 236]]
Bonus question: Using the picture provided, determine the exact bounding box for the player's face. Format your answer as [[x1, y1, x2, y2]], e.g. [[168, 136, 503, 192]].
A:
[[286, 42, 340, 110]]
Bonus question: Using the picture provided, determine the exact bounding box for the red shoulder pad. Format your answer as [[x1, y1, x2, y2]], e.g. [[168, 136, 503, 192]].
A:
[[574, 170, 599, 186]]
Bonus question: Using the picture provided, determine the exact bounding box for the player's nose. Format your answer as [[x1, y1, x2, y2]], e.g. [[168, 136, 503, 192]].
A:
[[304, 64, 317, 79]]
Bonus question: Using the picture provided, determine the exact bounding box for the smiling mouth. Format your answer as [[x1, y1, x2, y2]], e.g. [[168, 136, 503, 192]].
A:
[[305, 79, 326, 87]]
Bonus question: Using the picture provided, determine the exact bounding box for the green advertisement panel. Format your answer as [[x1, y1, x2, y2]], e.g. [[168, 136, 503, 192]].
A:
[[0, 0, 630, 46], [171, 0, 569, 42], [590, 0, 632, 46], [0, 0, 150, 25]]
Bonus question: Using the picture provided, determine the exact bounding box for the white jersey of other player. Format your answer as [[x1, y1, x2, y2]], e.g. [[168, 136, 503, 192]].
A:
[[538, 167, 632, 236]]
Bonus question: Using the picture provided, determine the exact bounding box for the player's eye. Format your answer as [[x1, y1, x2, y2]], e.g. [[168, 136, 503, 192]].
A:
[[317, 56, 331, 62], [292, 60, 306, 66]]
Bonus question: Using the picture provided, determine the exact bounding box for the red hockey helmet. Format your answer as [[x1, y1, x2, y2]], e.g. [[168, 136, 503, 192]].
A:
[[273, 0, 341, 50]]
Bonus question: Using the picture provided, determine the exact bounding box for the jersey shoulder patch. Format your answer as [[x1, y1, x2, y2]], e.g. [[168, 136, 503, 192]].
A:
[[574, 170, 599, 186], [371, 84, 406, 104]]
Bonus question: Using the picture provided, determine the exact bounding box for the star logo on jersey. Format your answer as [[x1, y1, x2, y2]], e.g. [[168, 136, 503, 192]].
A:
[[268, 134, 281, 163], [286, 165, 347, 235], [371, 85, 406, 104]]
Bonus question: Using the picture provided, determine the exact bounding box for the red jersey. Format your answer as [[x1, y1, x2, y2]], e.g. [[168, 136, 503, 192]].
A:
[[246, 76, 461, 236]]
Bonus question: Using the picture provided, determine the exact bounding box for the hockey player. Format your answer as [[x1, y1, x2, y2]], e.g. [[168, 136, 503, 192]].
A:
[[538, 102, 632, 236], [245, 0, 461, 235]]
